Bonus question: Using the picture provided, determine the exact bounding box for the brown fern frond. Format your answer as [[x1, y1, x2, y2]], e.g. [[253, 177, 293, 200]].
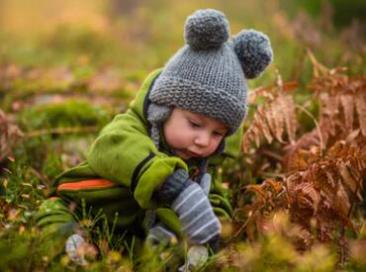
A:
[[267, 96, 285, 143], [319, 93, 341, 137], [289, 139, 365, 237], [240, 54, 365, 256], [283, 144, 321, 172], [243, 81, 298, 153], [307, 55, 366, 146], [293, 182, 320, 213], [241, 179, 289, 240], [248, 86, 273, 104], [244, 180, 289, 214], [355, 90, 366, 136], [340, 94, 355, 131], [245, 184, 268, 204], [283, 60, 366, 170], [266, 179, 286, 194], [307, 49, 330, 78], [244, 138, 365, 247], [281, 94, 297, 144], [288, 181, 320, 230], [258, 108, 274, 144]]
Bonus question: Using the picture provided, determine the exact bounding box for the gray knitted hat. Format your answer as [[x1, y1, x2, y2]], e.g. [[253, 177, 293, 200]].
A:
[[149, 9, 273, 135]]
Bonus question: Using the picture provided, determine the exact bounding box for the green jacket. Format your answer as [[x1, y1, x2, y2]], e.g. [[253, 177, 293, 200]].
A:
[[43, 69, 242, 236]]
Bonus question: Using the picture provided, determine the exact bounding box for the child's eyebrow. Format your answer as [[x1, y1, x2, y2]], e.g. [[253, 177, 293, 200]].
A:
[[216, 128, 228, 134], [186, 112, 203, 121], [185, 111, 228, 132], [188, 116, 202, 122]]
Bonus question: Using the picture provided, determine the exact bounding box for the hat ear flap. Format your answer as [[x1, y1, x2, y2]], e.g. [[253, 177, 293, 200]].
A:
[[233, 29, 273, 79]]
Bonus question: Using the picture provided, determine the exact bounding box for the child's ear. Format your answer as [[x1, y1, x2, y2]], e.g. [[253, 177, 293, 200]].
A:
[[232, 29, 273, 79]]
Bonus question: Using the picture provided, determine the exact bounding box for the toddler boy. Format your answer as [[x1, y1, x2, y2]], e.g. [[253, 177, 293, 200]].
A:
[[36, 8, 273, 268]]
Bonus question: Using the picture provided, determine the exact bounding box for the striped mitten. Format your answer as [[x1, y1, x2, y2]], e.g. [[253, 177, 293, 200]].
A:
[[65, 234, 87, 266], [146, 222, 177, 247], [158, 169, 221, 245], [172, 181, 221, 244]]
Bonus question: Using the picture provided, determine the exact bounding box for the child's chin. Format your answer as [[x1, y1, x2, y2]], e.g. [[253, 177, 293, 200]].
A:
[[175, 150, 192, 160]]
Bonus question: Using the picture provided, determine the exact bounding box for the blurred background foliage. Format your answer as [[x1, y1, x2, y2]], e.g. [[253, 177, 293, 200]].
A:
[[0, 0, 365, 126], [0, 0, 365, 77]]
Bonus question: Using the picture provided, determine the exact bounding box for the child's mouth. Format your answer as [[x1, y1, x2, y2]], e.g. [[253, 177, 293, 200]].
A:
[[176, 149, 201, 159]]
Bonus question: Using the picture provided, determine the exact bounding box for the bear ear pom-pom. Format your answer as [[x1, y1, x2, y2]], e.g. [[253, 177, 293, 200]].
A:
[[233, 29, 273, 79], [184, 9, 273, 78], [184, 9, 230, 51]]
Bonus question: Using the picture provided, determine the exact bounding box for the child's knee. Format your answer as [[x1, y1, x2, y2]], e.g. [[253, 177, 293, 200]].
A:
[[36, 197, 77, 241]]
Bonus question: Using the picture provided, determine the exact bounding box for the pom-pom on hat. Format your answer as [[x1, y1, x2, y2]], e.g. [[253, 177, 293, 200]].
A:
[[149, 9, 273, 134], [184, 9, 229, 50]]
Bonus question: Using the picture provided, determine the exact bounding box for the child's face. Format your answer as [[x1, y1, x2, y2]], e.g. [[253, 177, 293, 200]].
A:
[[163, 108, 228, 160]]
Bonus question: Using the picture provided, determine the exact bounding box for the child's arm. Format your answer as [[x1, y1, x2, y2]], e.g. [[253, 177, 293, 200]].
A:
[[86, 110, 187, 209]]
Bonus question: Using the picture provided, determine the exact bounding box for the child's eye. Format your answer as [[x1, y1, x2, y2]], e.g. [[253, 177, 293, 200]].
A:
[[213, 131, 225, 137], [189, 120, 201, 128], [213, 129, 227, 137]]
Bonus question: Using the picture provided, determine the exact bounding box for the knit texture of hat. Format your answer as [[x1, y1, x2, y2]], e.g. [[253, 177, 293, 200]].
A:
[[149, 9, 273, 134]]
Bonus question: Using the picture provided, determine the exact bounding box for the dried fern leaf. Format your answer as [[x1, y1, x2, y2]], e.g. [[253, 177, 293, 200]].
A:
[[355, 91, 366, 136], [307, 49, 330, 77], [248, 86, 267, 104], [281, 94, 297, 144], [243, 81, 298, 153], [292, 182, 320, 213], [266, 179, 285, 194], [338, 162, 361, 201], [320, 93, 340, 136], [334, 184, 352, 225], [271, 97, 286, 143], [340, 94, 355, 131], [257, 107, 274, 144], [246, 184, 267, 203]]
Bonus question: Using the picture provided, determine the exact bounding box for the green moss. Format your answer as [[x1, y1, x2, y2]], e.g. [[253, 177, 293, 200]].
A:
[[18, 100, 112, 131]]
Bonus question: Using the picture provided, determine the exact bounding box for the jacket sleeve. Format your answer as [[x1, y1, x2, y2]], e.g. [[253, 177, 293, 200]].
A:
[[86, 109, 187, 209]]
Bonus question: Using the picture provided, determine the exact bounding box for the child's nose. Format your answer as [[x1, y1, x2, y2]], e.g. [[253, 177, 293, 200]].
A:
[[194, 131, 211, 147]]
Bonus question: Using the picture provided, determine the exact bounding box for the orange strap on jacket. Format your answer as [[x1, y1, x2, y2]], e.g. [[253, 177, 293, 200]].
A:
[[57, 179, 116, 192]]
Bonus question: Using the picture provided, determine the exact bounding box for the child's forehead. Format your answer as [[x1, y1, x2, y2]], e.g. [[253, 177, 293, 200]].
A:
[[183, 109, 210, 119], [175, 108, 228, 131]]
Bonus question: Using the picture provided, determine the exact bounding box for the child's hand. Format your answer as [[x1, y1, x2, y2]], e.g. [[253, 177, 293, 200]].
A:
[[179, 245, 209, 272], [199, 173, 211, 196], [146, 222, 177, 248], [172, 181, 221, 245], [158, 169, 221, 246], [65, 234, 98, 266]]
